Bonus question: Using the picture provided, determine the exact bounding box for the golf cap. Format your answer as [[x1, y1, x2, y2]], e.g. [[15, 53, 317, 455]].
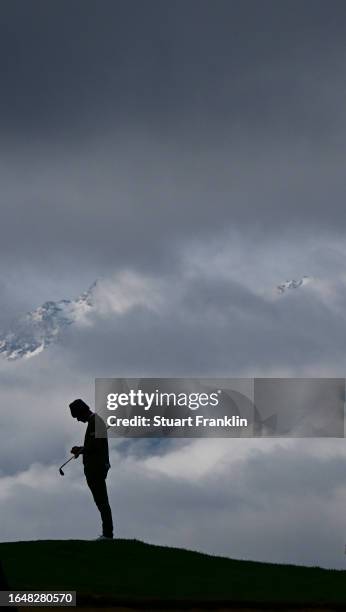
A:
[[69, 398, 90, 417]]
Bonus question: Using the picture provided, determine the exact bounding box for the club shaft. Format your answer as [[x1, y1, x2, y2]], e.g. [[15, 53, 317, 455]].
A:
[[59, 456, 74, 470]]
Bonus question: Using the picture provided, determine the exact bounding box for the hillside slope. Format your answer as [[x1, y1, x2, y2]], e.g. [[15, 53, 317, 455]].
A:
[[0, 539, 345, 606]]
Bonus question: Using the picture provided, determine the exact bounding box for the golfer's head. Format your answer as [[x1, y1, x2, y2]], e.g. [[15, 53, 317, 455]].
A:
[[69, 399, 91, 422]]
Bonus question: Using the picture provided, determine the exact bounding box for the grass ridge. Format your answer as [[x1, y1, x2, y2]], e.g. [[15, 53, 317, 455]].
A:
[[0, 539, 345, 604]]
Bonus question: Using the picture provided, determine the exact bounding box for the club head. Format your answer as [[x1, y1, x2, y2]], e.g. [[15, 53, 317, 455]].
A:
[[59, 468, 65, 476]]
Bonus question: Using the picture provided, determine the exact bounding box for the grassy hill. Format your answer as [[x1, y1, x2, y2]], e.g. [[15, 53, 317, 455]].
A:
[[0, 539, 346, 607]]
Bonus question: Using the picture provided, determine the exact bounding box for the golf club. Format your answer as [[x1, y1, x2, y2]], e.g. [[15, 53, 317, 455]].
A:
[[59, 423, 111, 476], [59, 455, 77, 476]]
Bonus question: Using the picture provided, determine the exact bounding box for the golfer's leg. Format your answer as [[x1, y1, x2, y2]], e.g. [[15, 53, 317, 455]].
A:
[[97, 477, 113, 538], [85, 473, 104, 536], [86, 473, 113, 538]]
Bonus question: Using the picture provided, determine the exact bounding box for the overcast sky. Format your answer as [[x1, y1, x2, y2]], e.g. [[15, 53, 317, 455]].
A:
[[1, 0, 346, 570]]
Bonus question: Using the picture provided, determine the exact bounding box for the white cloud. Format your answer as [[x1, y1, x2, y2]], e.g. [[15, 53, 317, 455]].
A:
[[90, 271, 165, 316]]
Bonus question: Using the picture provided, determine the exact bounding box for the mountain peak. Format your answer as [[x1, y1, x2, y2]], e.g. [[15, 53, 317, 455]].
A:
[[0, 281, 97, 361], [276, 275, 311, 295]]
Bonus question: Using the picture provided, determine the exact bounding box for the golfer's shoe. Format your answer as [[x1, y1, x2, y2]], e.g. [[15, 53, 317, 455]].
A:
[[95, 535, 113, 541]]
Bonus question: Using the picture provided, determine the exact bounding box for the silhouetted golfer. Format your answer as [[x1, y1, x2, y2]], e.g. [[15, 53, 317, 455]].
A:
[[69, 399, 113, 540]]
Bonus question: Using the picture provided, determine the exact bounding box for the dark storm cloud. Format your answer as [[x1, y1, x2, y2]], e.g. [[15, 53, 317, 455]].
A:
[[1, 136, 346, 287], [1, 0, 346, 282], [1, 0, 346, 136]]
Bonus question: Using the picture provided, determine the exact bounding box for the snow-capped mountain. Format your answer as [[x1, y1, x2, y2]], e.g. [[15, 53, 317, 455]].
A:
[[0, 271, 313, 362], [276, 276, 311, 295], [0, 281, 97, 361]]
